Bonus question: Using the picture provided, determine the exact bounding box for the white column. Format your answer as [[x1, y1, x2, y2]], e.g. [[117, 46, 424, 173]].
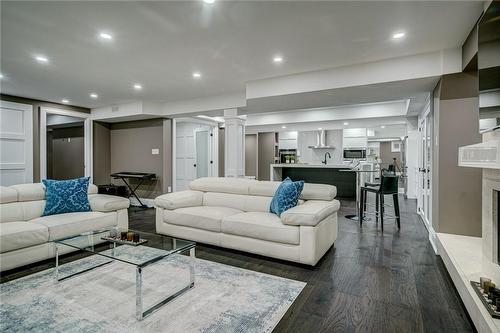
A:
[[224, 109, 245, 178]]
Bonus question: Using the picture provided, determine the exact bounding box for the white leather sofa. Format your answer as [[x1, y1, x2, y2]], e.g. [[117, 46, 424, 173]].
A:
[[155, 177, 340, 265], [0, 183, 130, 271]]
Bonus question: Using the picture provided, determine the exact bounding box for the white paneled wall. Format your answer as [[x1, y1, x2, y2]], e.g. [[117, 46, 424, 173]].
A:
[[0, 101, 33, 186]]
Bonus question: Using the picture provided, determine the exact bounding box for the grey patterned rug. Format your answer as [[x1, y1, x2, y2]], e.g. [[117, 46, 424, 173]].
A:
[[0, 254, 305, 333]]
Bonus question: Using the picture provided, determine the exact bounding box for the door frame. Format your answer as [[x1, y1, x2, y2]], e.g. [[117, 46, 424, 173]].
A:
[[172, 117, 219, 192], [0, 100, 33, 184], [40, 107, 92, 181], [417, 103, 432, 228]]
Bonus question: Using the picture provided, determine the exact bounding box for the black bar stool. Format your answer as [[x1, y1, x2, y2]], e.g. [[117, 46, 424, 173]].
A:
[[359, 173, 400, 231]]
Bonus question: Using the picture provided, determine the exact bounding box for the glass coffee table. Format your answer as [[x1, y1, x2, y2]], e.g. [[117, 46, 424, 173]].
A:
[[54, 229, 196, 320]]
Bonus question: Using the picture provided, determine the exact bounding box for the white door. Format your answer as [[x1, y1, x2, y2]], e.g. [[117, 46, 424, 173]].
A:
[[0, 101, 33, 186], [417, 110, 432, 228], [175, 123, 196, 191]]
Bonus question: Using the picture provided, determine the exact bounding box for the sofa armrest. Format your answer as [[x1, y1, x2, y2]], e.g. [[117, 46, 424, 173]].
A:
[[154, 190, 203, 210], [89, 194, 130, 212], [281, 199, 340, 227]]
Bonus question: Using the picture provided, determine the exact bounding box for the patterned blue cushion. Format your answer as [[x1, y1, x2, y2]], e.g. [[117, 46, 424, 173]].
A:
[[270, 177, 305, 217], [42, 177, 91, 216]]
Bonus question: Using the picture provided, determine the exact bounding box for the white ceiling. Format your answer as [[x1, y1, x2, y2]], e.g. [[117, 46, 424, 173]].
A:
[[0, 1, 483, 109]]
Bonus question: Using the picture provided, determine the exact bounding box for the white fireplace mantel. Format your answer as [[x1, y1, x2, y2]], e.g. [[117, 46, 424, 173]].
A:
[[459, 140, 500, 169]]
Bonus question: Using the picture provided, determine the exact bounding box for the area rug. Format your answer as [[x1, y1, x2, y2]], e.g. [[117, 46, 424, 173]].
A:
[[0, 254, 305, 333]]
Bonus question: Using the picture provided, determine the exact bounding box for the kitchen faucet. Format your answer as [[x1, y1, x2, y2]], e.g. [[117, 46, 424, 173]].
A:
[[322, 152, 331, 165]]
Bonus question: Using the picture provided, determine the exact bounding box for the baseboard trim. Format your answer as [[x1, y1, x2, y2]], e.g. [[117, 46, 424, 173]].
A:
[[418, 211, 438, 254]]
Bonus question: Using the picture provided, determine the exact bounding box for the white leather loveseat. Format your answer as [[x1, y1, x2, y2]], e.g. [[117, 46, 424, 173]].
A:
[[0, 183, 130, 271], [155, 177, 340, 265]]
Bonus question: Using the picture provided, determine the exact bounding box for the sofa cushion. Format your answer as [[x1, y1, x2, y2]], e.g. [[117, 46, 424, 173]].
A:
[[9, 183, 46, 202], [42, 177, 91, 216], [31, 211, 116, 241], [163, 206, 242, 232], [300, 183, 337, 201], [7, 183, 98, 202], [0, 222, 49, 252], [155, 190, 203, 210], [0, 186, 17, 204], [189, 177, 251, 195], [0, 200, 46, 223], [281, 200, 341, 227], [88, 194, 130, 212], [202, 192, 273, 212], [221, 212, 300, 245]]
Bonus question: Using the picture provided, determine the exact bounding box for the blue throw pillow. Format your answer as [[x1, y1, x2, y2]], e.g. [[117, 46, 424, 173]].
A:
[[42, 177, 91, 216], [270, 177, 305, 217]]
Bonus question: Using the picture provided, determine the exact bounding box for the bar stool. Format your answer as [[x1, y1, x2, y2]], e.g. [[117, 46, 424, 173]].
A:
[[359, 174, 400, 231]]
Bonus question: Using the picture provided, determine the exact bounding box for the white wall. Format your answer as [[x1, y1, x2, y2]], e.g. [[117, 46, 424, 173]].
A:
[[297, 130, 343, 165]]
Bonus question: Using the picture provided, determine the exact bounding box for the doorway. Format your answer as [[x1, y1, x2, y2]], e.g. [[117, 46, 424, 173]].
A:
[[417, 106, 432, 229], [40, 107, 91, 181], [46, 115, 85, 180]]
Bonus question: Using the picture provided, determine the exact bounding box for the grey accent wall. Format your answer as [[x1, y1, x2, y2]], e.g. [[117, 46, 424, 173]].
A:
[[110, 119, 164, 199], [0, 94, 90, 182], [245, 134, 257, 177], [432, 72, 483, 237], [258, 132, 275, 181], [379, 141, 401, 166], [93, 121, 111, 185]]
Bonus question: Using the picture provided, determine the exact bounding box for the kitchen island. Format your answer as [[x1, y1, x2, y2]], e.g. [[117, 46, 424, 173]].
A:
[[270, 163, 356, 198]]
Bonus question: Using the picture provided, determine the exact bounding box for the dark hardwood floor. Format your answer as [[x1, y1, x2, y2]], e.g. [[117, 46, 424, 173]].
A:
[[129, 197, 474, 333], [1, 197, 475, 332]]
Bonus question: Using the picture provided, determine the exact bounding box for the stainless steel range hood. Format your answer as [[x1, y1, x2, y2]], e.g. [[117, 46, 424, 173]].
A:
[[308, 130, 335, 149]]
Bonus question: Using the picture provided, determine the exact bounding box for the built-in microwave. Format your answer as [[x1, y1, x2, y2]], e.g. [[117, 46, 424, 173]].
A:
[[343, 148, 366, 159]]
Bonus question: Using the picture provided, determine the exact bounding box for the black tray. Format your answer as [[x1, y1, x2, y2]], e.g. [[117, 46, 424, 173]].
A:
[[470, 281, 500, 319], [101, 236, 148, 247]]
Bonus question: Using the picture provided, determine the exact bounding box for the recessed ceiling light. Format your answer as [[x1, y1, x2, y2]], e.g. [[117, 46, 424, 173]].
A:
[[61, 99, 69, 104], [0, 73, 4, 79], [282, 126, 287, 129], [343, 122, 349, 126], [392, 32, 406, 39], [133, 83, 142, 90], [192, 72, 201, 79], [381, 125, 386, 128], [90, 93, 98, 99], [203, 0, 215, 4], [273, 56, 283, 63], [34, 55, 49, 63], [99, 32, 113, 40], [318, 128, 322, 130]]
